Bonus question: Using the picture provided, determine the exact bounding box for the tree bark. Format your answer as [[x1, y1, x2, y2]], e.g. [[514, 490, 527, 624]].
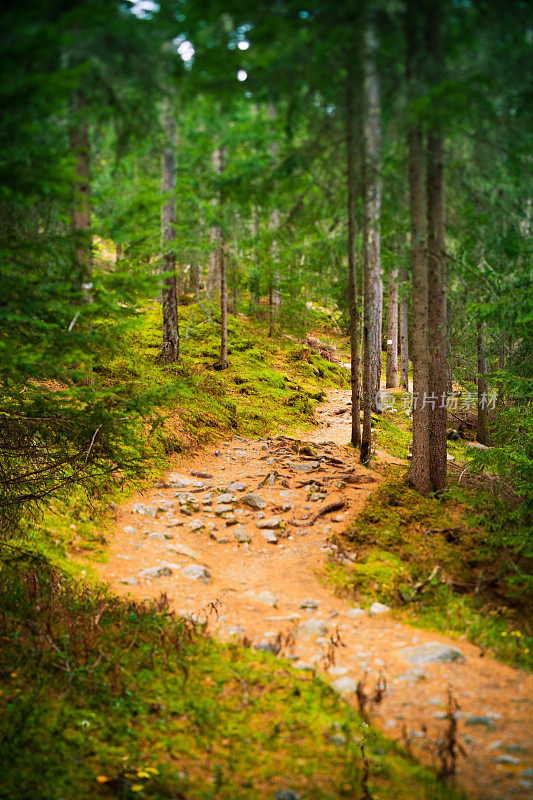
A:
[[386, 267, 399, 388], [70, 90, 92, 289], [405, 0, 430, 494], [399, 261, 409, 390], [361, 17, 382, 464], [214, 147, 228, 369], [477, 320, 491, 445], [346, 71, 361, 449], [159, 102, 179, 364], [268, 103, 281, 319], [206, 147, 223, 301], [426, 0, 447, 492]]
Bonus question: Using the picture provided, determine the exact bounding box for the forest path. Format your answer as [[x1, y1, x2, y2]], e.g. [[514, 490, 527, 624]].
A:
[[96, 389, 532, 800]]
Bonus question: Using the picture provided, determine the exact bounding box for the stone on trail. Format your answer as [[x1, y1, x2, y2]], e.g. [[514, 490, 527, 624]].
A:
[[228, 482, 247, 492], [132, 503, 157, 518], [255, 590, 277, 607], [157, 500, 174, 512], [123, 526, 137, 535], [167, 543, 200, 559], [400, 641, 465, 666], [120, 577, 138, 585], [188, 519, 205, 532], [215, 504, 233, 515], [165, 473, 191, 488], [232, 526, 251, 543], [260, 530, 278, 544], [330, 676, 358, 695], [256, 516, 281, 529], [300, 598, 320, 610], [394, 668, 426, 685], [181, 564, 211, 583], [465, 715, 498, 729], [328, 666, 349, 677], [147, 532, 166, 541], [292, 462, 318, 473], [276, 791, 301, 800], [346, 607, 365, 618], [216, 493, 236, 504], [241, 493, 266, 510], [296, 618, 328, 638], [138, 565, 173, 579], [369, 601, 390, 616], [190, 470, 213, 479]]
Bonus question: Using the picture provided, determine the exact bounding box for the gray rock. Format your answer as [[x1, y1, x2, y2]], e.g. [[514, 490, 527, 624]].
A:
[[216, 493, 236, 504], [233, 526, 251, 543], [329, 733, 347, 746], [394, 668, 426, 685], [465, 441, 489, 450], [520, 769, 533, 778], [165, 473, 191, 488], [296, 618, 328, 638], [190, 470, 213, 479], [233, 449, 247, 457], [465, 716, 497, 729], [123, 526, 137, 535], [346, 607, 365, 618], [308, 492, 325, 502], [369, 602, 390, 615], [300, 598, 320, 610], [138, 565, 172, 579], [255, 590, 277, 607], [328, 666, 349, 677], [120, 577, 138, 585], [400, 642, 465, 666], [227, 625, 246, 636], [294, 661, 314, 671], [223, 514, 237, 524], [276, 791, 300, 800], [255, 642, 277, 654], [167, 543, 200, 559], [330, 676, 358, 694], [132, 503, 157, 518], [242, 493, 266, 510], [157, 500, 174, 512], [181, 564, 211, 583], [147, 532, 166, 541], [292, 463, 316, 473], [260, 530, 278, 544], [215, 504, 234, 515], [188, 519, 205, 532], [494, 754, 520, 765], [228, 482, 247, 492], [257, 516, 281, 529]]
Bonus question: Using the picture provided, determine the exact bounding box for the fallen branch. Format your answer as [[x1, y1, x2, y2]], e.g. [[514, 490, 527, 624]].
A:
[[289, 499, 346, 527]]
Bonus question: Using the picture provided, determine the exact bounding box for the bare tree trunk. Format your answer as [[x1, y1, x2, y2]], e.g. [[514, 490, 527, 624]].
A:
[[399, 261, 409, 390], [426, 1, 447, 493], [158, 102, 179, 364], [386, 267, 399, 388], [207, 147, 223, 301], [406, 0, 430, 494], [346, 71, 361, 448], [477, 320, 491, 445], [361, 17, 382, 464], [70, 90, 92, 289], [268, 103, 281, 316], [214, 147, 228, 369]]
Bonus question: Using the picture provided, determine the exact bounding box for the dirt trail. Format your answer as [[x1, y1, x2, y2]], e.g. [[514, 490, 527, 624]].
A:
[[96, 389, 532, 800]]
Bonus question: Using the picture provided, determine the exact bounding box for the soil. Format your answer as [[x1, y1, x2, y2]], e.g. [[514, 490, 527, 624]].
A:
[[95, 389, 532, 800]]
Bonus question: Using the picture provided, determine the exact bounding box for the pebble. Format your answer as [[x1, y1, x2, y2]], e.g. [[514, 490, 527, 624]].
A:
[[215, 504, 233, 515], [167, 544, 200, 559], [232, 526, 251, 543], [257, 516, 281, 529], [328, 666, 349, 677], [493, 754, 520, 765], [275, 790, 300, 800], [296, 618, 328, 638], [132, 503, 157, 518], [181, 564, 211, 583], [138, 565, 172, 579], [465, 716, 498, 729], [346, 607, 365, 618], [188, 519, 205, 532], [123, 526, 137, 535], [157, 500, 174, 512], [228, 482, 247, 492], [369, 602, 390, 616], [261, 530, 278, 544], [120, 577, 138, 585], [216, 493, 236, 504], [399, 642, 465, 666], [330, 676, 358, 694], [242, 493, 267, 510], [300, 598, 320, 610], [255, 590, 278, 606], [165, 474, 191, 488]]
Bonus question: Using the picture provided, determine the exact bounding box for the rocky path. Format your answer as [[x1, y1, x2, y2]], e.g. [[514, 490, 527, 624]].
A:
[[96, 389, 532, 800]]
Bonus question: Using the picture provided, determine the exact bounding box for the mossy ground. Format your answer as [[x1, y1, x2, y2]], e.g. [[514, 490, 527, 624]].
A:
[[325, 403, 533, 670], [0, 553, 463, 800]]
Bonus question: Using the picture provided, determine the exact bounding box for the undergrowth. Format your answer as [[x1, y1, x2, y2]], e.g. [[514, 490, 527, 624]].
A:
[[0, 549, 463, 800]]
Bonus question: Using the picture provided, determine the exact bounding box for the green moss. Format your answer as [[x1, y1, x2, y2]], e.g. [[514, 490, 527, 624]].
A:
[[0, 553, 463, 800]]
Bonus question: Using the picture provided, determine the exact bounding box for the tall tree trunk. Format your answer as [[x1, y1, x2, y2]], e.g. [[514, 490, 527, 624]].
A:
[[426, 0, 447, 492], [346, 71, 361, 448], [206, 147, 223, 301], [70, 90, 92, 290], [159, 102, 179, 364], [477, 320, 490, 445], [214, 147, 228, 369], [361, 17, 382, 464], [399, 261, 409, 390], [268, 103, 281, 318], [406, 0, 430, 494], [386, 267, 399, 388]]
